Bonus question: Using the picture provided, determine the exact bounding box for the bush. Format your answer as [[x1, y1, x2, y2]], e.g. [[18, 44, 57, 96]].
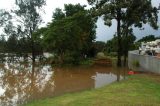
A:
[[104, 52, 117, 57], [96, 52, 107, 59], [132, 60, 140, 67]]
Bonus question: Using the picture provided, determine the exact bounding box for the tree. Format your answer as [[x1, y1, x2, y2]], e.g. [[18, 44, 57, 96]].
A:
[[43, 4, 96, 64], [0, 9, 12, 53], [64, 4, 86, 17], [120, 0, 158, 66], [52, 8, 65, 20], [87, 0, 158, 67], [0, 35, 6, 53], [0, 9, 12, 27], [93, 41, 106, 53], [7, 34, 18, 53], [105, 35, 118, 55], [12, 0, 46, 62], [121, 29, 136, 66], [138, 35, 157, 42], [87, 0, 125, 66]]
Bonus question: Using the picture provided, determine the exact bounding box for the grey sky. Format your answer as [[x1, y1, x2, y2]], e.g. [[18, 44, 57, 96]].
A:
[[96, 0, 160, 42], [0, 0, 160, 42]]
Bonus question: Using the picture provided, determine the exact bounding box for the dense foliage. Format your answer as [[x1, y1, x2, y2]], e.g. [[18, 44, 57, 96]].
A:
[[42, 4, 97, 64], [87, 0, 158, 66], [0, 0, 159, 66], [0, 0, 46, 62], [138, 35, 160, 42]]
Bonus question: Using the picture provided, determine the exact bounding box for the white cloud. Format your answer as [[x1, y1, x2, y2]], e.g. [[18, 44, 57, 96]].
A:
[[0, 0, 15, 10]]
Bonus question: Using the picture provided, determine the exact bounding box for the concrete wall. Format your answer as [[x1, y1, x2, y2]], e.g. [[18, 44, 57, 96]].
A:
[[128, 50, 160, 74]]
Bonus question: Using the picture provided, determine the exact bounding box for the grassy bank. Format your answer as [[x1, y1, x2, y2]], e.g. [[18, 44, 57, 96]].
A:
[[25, 74, 160, 106]]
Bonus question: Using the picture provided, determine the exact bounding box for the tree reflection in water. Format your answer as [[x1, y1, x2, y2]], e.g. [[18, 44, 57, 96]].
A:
[[0, 62, 54, 106], [0, 62, 127, 106]]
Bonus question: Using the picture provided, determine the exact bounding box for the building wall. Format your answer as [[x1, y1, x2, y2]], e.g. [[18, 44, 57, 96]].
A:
[[128, 50, 160, 74]]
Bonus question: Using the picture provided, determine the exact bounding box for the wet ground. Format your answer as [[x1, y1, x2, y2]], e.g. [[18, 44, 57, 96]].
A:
[[0, 62, 128, 106]]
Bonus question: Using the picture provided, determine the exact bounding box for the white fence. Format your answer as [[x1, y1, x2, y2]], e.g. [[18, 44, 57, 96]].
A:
[[128, 50, 160, 74]]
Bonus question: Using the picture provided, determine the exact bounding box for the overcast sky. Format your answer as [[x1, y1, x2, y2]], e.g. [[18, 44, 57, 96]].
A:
[[0, 0, 160, 42]]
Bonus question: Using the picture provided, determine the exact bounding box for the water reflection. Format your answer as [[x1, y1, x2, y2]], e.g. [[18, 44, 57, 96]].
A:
[[0, 62, 127, 106]]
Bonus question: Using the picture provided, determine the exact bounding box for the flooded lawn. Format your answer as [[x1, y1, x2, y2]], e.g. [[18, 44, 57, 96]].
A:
[[0, 62, 127, 106]]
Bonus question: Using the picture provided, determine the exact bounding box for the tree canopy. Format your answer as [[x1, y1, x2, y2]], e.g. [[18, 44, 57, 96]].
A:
[[0, 9, 12, 27], [138, 35, 160, 42], [9, 0, 46, 62], [42, 4, 97, 64], [87, 0, 158, 66]]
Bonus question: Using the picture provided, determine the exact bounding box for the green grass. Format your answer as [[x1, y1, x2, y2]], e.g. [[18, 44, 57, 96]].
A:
[[25, 74, 160, 106], [79, 58, 94, 66]]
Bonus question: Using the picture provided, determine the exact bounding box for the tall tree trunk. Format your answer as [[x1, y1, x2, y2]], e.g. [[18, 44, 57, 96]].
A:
[[30, 27, 36, 63], [123, 51, 127, 66], [117, 69, 120, 82], [31, 41, 35, 63], [123, 25, 129, 67], [117, 9, 122, 67]]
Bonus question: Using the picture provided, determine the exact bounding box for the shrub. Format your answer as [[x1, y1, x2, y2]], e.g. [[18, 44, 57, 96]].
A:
[[132, 60, 140, 67]]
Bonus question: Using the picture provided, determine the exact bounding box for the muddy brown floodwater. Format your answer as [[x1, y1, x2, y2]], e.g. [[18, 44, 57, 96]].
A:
[[0, 62, 128, 106]]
